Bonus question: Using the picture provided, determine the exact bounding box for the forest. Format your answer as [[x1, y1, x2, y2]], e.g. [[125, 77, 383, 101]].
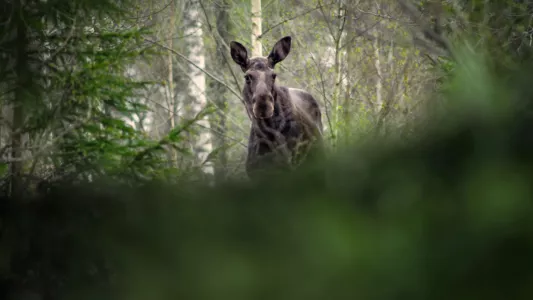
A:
[[2, 0, 533, 299]]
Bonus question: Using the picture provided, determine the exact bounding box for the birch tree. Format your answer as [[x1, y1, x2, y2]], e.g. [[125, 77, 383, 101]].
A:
[[185, 0, 214, 175], [251, 0, 262, 56]]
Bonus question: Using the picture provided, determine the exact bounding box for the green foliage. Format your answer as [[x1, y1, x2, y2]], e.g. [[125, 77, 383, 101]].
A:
[[4, 1, 533, 297], [3, 42, 533, 299], [434, 0, 533, 69], [0, 0, 217, 190]]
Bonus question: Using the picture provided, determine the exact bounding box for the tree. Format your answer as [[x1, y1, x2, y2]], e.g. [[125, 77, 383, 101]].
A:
[[251, 0, 263, 56], [0, 0, 206, 194], [206, 0, 233, 182], [184, 0, 214, 176]]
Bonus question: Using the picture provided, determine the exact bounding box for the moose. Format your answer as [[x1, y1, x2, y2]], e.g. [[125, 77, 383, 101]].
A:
[[230, 36, 324, 179]]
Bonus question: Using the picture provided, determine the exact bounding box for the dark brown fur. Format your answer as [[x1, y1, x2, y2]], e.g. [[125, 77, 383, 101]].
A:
[[230, 36, 324, 179]]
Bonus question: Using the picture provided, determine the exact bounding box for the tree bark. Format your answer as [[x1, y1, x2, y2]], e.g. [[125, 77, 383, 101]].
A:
[[330, 2, 346, 148], [373, 1, 383, 115], [185, 1, 214, 175], [251, 0, 262, 57], [210, 0, 231, 181], [11, 0, 30, 197], [166, 0, 178, 166]]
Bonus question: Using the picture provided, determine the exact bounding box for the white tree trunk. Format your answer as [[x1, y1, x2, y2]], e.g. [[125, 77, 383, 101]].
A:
[[185, 3, 214, 175], [251, 0, 262, 57]]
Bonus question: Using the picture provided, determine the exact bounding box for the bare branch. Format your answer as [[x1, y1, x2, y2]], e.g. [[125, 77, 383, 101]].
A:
[[144, 38, 247, 116], [397, 0, 453, 58], [258, 1, 337, 39]]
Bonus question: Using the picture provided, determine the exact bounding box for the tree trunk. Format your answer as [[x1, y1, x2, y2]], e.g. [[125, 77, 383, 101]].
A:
[[342, 41, 357, 141], [330, 2, 346, 148], [185, 1, 213, 175], [373, 1, 383, 115], [148, 3, 173, 141], [11, 1, 30, 197], [166, 0, 178, 166], [251, 0, 262, 57], [209, 0, 231, 182]]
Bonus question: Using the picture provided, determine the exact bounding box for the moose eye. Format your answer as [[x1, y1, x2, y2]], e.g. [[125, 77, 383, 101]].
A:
[[244, 75, 251, 83], [271, 73, 277, 80]]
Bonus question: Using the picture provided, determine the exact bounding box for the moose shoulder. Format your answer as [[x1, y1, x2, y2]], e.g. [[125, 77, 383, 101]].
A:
[[230, 36, 324, 179]]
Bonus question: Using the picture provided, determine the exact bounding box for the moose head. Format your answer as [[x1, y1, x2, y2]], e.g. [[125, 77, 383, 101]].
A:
[[230, 36, 292, 119]]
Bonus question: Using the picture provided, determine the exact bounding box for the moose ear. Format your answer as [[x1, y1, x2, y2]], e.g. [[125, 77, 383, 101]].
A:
[[230, 41, 249, 72], [267, 36, 292, 68]]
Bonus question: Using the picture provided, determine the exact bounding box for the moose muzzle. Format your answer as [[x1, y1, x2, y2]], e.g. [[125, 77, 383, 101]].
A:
[[252, 94, 275, 119]]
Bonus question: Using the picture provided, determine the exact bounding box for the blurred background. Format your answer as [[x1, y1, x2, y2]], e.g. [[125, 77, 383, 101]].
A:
[[2, 0, 533, 299]]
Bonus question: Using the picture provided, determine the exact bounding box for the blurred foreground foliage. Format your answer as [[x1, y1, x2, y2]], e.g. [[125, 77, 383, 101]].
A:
[[2, 46, 533, 300]]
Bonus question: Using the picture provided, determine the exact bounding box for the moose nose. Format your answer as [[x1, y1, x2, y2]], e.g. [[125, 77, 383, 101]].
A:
[[252, 94, 274, 119], [256, 102, 268, 111], [252, 94, 273, 104]]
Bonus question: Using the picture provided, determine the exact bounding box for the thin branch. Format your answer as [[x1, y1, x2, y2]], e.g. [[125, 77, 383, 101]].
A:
[[308, 54, 333, 135], [258, 1, 336, 39], [127, 0, 174, 20], [172, 59, 249, 136], [198, 0, 249, 120], [144, 38, 246, 112], [0, 102, 93, 163], [397, 0, 453, 58], [147, 95, 247, 149]]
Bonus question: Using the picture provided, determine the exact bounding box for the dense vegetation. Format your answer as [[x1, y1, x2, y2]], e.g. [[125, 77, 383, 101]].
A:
[[1, 0, 533, 299]]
